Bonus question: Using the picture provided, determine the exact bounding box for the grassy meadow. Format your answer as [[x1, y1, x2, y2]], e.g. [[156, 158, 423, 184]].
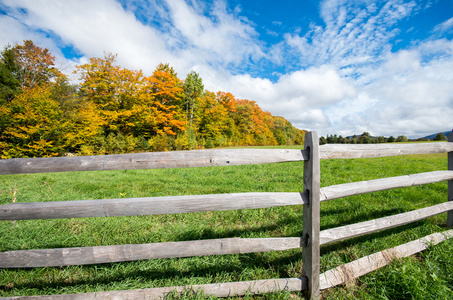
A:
[[1, 146, 452, 299]]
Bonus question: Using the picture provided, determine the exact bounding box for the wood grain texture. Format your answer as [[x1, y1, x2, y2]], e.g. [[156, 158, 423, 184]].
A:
[[319, 142, 453, 159], [302, 131, 321, 299], [0, 149, 308, 175], [319, 230, 453, 290], [0, 192, 307, 221], [0, 277, 307, 299], [0, 237, 303, 268], [320, 171, 453, 201], [448, 133, 453, 227], [320, 202, 453, 245]]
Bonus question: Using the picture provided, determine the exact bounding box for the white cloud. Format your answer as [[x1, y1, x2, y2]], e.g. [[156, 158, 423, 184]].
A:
[[323, 39, 453, 137], [383, 50, 420, 75], [164, 0, 263, 66], [433, 17, 453, 35], [284, 0, 416, 71], [0, 0, 263, 76], [1, 0, 174, 73]]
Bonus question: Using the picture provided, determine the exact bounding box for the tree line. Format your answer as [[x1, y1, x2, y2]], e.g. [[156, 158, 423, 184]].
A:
[[0, 40, 305, 158], [319, 132, 448, 145]]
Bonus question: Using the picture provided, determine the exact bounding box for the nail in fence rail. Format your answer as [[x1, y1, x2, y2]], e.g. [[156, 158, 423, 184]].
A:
[[1, 132, 453, 299]]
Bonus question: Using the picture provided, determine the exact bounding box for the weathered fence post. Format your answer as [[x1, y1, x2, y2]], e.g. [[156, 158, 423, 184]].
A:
[[302, 131, 321, 299], [448, 132, 453, 227]]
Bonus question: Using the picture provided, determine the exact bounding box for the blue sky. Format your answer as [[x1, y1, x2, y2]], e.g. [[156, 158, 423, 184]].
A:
[[1, 0, 452, 138]]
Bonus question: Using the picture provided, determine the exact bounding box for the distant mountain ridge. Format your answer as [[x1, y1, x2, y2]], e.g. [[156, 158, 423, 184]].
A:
[[421, 131, 452, 140]]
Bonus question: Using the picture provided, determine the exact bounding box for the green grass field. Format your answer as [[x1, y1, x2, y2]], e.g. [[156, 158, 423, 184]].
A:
[[1, 147, 452, 299]]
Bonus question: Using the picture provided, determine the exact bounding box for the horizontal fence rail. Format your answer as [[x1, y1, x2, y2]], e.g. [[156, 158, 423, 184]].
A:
[[319, 202, 453, 245], [0, 149, 309, 175], [2, 170, 450, 221], [319, 229, 453, 290], [319, 142, 453, 159], [2, 142, 450, 176], [0, 192, 307, 220], [320, 170, 453, 201], [0, 278, 308, 300], [0, 237, 303, 268]]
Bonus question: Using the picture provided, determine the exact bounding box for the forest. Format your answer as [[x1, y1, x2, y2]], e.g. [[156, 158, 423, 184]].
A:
[[0, 40, 305, 159]]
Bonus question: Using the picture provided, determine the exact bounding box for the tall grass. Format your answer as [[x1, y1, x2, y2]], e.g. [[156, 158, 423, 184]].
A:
[[0, 149, 452, 299]]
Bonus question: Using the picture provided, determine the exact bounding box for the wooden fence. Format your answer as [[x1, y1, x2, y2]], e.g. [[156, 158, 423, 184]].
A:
[[1, 132, 453, 299]]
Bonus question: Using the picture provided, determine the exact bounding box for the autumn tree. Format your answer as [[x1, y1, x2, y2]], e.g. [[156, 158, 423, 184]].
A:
[[149, 63, 184, 108], [196, 91, 231, 147], [271, 116, 304, 145], [77, 54, 145, 136], [0, 41, 75, 158], [144, 63, 185, 136], [0, 86, 71, 158], [232, 99, 277, 145], [11, 40, 58, 89]]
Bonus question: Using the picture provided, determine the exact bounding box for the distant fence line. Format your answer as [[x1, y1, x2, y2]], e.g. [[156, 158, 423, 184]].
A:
[[1, 133, 453, 299]]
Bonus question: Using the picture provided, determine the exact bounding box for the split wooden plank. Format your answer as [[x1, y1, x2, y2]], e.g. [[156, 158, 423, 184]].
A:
[[0, 237, 303, 268], [320, 171, 453, 202], [319, 229, 453, 290], [0, 149, 308, 175], [320, 201, 453, 245], [0, 192, 307, 221], [0, 236, 303, 268], [0, 277, 307, 299], [320, 142, 453, 160], [302, 131, 321, 299]]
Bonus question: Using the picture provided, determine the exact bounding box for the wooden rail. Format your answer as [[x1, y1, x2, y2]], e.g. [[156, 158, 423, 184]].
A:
[[319, 142, 453, 159], [0, 192, 307, 220], [319, 229, 453, 290], [0, 149, 308, 175], [0, 237, 303, 268], [320, 170, 453, 201], [0, 278, 307, 300], [1, 142, 451, 175], [2, 170, 451, 221], [320, 202, 453, 245], [1, 132, 453, 299]]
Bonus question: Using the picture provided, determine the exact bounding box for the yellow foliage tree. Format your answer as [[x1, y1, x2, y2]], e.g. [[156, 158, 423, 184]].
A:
[[0, 86, 71, 158]]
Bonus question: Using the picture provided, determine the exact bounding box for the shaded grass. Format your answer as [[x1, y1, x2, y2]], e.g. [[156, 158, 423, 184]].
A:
[[0, 150, 451, 298]]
